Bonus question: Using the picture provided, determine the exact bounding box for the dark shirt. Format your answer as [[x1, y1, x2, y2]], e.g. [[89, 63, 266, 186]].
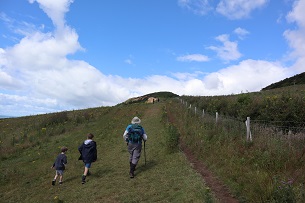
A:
[[53, 153, 67, 170], [78, 140, 97, 163]]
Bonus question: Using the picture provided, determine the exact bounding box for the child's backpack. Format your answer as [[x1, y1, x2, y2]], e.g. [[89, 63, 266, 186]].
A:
[[127, 124, 143, 143]]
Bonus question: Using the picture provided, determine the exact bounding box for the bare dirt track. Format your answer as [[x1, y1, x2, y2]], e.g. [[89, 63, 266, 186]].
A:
[[165, 103, 239, 203], [180, 141, 239, 203]]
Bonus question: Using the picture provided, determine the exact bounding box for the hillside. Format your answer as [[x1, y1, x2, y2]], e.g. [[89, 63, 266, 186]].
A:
[[262, 72, 305, 90], [0, 101, 214, 202], [122, 91, 179, 104]]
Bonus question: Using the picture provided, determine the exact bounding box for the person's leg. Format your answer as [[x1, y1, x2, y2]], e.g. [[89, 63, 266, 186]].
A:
[[52, 171, 58, 185], [59, 175, 63, 184], [129, 144, 142, 178], [131, 144, 142, 165], [84, 166, 89, 176], [82, 163, 91, 184]]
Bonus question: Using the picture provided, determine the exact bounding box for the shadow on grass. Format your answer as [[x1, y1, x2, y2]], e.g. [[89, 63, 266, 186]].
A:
[[136, 160, 157, 175], [93, 167, 113, 178], [62, 168, 113, 183]]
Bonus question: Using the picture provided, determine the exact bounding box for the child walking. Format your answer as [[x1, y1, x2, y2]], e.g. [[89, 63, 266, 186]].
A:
[[78, 133, 97, 184], [51, 146, 68, 185]]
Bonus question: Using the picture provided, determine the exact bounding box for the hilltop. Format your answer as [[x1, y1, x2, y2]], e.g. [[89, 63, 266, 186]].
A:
[[262, 72, 305, 90], [122, 91, 179, 104]]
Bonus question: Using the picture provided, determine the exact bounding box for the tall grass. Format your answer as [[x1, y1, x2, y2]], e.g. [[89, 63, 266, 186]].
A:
[[166, 98, 305, 202]]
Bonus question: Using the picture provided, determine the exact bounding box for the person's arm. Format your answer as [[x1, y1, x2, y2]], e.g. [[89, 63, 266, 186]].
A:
[[123, 130, 129, 141], [123, 125, 131, 141], [51, 162, 55, 169], [142, 128, 147, 141], [63, 155, 67, 165], [142, 133, 147, 141], [78, 144, 83, 154]]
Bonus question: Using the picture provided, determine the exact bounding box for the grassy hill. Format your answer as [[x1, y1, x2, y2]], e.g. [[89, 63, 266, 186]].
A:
[[0, 101, 213, 202], [122, 91, 179, 104], [262, 72, 305, 90], [2, 86, 305, 202]]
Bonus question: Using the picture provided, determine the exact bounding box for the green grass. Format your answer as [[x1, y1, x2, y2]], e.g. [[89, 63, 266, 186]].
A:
[[166, 98, 305, 202], [0, 102, 213, 202]]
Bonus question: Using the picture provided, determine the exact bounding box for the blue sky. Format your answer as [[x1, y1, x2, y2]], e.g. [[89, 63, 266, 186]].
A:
[[0, 0, 305, 117]]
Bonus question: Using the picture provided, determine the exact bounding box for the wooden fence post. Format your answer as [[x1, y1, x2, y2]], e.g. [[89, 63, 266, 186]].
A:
[[246, 117, 252, 142], [195, 107, 197, 115], [216, 112, 218, 123], [202, 109, 205, 118]]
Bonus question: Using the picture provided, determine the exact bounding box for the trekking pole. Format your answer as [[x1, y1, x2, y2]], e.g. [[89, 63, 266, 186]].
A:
[[144, 141, 147, 166]]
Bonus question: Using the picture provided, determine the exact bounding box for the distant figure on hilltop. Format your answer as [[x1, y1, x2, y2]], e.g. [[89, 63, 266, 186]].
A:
[[123, 117, 148, 178], [78, 133, 97, 184], [51, 146, 68, 186]]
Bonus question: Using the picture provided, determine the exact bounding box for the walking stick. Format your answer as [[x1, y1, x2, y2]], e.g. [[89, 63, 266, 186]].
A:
[[144, 141, 147, 165]]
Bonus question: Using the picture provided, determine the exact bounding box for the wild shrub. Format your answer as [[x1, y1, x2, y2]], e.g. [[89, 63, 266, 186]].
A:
[[165, 124, 180, 153]]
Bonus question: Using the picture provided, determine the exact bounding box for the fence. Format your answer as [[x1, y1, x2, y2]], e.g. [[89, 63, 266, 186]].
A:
[[180, 99, 305, 145]]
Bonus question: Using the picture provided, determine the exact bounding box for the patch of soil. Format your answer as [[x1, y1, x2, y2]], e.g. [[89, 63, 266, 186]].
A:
[[180, 141, 239, 203]]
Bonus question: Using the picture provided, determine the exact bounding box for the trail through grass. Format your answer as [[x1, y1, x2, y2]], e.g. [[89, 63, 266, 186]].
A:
[[0, 102, 213, 202]]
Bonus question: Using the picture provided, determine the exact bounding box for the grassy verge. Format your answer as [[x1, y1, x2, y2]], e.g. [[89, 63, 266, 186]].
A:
[[166, 98, 305, 202], [0, 102, 214, 202]]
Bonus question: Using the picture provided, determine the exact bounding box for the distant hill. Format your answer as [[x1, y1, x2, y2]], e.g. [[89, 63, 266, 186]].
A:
[[262, 72, 305, 90], [122, 91, 179, 104], [0, 115, 12, 119]]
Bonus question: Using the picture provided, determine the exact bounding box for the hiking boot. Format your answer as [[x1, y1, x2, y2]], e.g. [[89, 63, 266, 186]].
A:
[[52, 180, 56, 186], [59, 181, 63, 185], [82, 175, 86, 184], [129, 163, 136, 178]]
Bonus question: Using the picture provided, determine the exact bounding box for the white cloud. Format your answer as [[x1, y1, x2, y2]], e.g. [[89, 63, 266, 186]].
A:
[[284, 0, 305, 72], [178, 0, 213, 15], [233, 27, 250, 39], [202, 59, 292, 94], [28, 0, 73, 29], [0, 0, 302, 117], [216, 0, 269, 20], [207, 34, 242, 61], [177, 54, 209, 62]]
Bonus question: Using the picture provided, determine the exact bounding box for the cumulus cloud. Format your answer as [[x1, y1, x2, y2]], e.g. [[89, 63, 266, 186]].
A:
[[207, 34, 242, 61], [177, 54, 209, 62], [216, 0, 269, 20], [284, 0, 305, 72], [0, 0, 301, 116], [28, 0, 73, 29]]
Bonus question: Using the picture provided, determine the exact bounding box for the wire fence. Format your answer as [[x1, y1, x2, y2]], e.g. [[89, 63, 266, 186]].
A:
[[180, 99, 305, 148]]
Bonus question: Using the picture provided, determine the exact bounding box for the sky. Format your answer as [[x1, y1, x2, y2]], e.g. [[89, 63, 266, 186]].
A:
[[0, 0, 305, 117]]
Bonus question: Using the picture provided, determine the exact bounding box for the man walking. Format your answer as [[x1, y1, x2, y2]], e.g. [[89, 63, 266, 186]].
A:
[[123, 117, 147, 178]]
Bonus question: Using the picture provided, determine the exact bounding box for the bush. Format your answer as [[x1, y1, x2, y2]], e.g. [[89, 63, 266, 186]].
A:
[[165, 124, 180, 153]]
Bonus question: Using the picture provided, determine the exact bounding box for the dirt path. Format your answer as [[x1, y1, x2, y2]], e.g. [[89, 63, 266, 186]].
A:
[[180, 142, 239, 203], [165, 103, 239, 203]]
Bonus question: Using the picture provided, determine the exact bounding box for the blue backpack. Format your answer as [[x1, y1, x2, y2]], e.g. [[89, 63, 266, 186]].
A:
[[127, 124, 143, 143]]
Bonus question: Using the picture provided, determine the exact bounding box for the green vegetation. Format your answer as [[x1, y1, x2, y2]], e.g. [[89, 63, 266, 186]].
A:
[[262, 72, 305, 90], [167, 93, 305, 202], [122, 91, 179, 104], [181, 84, 305, 127], [0, 101, 213, 202]]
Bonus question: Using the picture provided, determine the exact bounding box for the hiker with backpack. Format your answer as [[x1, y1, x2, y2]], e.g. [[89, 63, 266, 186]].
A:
[[123, 116, 147, 178]]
